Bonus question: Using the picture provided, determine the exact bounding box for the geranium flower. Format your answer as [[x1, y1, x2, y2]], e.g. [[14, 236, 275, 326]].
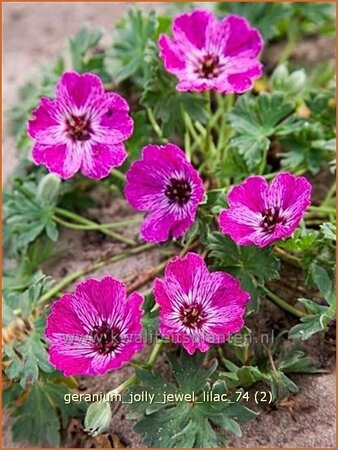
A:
[[28, 71, 133, 180], [153, 252, 250, 355], [219, 172, 312, 247], [124, 143, 205, 243], [158, 9, 263, 93], [45, 277, 144, 376]]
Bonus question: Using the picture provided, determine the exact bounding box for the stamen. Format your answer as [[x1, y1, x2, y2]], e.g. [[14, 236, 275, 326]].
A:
[[180, 303, 206, 329], [66, 114, 91, 141], [196, 54, 221, 79], [91, 321, 120, 355], [165, 178, 192, 206], [261, 207, 285, 233]]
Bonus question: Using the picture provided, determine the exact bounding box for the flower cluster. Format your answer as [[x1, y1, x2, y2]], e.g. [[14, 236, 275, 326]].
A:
[[34, 9, 313, 378], [46, 253, 250, 375]]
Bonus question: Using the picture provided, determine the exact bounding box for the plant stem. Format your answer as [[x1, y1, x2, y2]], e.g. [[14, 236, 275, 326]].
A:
[[323, 182, 336, 206], [53, 215, 136, 246], [110, 169, 125, 183], [54, 215, 141, 230], [37, 243, 155, 305], [147, 108, 164, 140], [261, 285, 307, 319], [53, 209, 137, 246], [274, 247, 302, 268], [308, 205, 336, 215], [107, 341, 164, 397]]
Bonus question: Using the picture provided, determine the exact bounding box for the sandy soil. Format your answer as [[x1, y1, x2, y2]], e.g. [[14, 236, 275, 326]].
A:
[[2, 2, 336, 449]]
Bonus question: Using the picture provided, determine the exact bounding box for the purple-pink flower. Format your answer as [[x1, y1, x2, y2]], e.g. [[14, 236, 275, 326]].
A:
[[28, 71, 133, 180], [158, 9, 263, 93], [124, 143, 205, 243], [219, 172, 312, 247], [45, 277, 144, 376], [153, 252, 250, 355]]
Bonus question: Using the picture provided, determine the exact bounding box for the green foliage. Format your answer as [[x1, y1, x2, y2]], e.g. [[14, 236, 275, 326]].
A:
[[69, 25, 106, 76], [4, 174, 60, 253], [127, 350, 257, 448], [271, 64, 307, 99], [220, 343, 322, 401], [229, 92, 304, 170], [4, 332, 53, 389], [105, 9, 164, 84], [289, 264, 336, 340], [207, 232, 280, 313], [216, 2, 289, 41], [3, 273, 52, 325], [279, 224, 335, 277], [8, 382, 85, 447]]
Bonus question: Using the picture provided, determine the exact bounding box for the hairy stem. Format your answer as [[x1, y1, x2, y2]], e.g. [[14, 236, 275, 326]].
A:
[[53, 210, 137, 246], [274, 247, 302, 268], [261, 285, 308, 318], [107, 341, 165, 397], [37, 243, 155, 306]]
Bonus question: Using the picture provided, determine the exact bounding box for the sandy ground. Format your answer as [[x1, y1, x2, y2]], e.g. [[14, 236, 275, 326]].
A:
[[2, 2, 336, 449]]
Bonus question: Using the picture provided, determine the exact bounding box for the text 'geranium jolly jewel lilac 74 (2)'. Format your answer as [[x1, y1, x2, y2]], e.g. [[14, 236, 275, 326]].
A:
[[158, 9, 263, 93], [45, 277, 144, 376], [28, 71, 133, 180], [124, 143, 205, 243], [219, 172, 312, 247], [153, 252, 250, 355]]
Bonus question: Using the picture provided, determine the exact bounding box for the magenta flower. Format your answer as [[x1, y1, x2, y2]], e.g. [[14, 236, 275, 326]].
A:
[[153, 252, 250, 355], [219, 172, 312, 247], [158, 9, 263, 93], [45, 277, 144, 376], [124, 143, 205, 243], [28, 71, 133, 180]]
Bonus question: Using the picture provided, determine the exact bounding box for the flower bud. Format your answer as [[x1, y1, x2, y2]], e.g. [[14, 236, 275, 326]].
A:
[[37, 174, 61, 205], [84, 401, 112, 436]]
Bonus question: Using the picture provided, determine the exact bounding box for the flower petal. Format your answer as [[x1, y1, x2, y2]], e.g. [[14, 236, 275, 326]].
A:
[[56, 71, 104, 109], [173, 9, 214, 50], [32, 142, 82, 180], [222, 15, 263, 58], [81, 143, 127, 180]]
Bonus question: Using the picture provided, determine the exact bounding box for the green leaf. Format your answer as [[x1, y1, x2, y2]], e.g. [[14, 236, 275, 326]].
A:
[[289, 264, 336, 340], [207, 232, 280, 313], [229, 92, 303, 170], [11, 384, 60, 447], [69, 25, 103, 73], [277, 346, 323, 374], [216, 2, 289, 41], [127, 350, 257, 448], [10, 382, 85, 447], [105, 9, 166, 84], [4, 332, 54, 388], [4, 176, 60, 252], [3, 271, 52, 319], [271, 64, 307, 99]]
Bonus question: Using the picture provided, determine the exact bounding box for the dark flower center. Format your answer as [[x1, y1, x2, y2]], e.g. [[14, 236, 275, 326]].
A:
[[180, 303, 206, 329], [66, 115, 91, 141], [261, 207, 285, 233], [196, 54, 221, 79], [91, 321, 120, 355], [165, 178, 192, 206]]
